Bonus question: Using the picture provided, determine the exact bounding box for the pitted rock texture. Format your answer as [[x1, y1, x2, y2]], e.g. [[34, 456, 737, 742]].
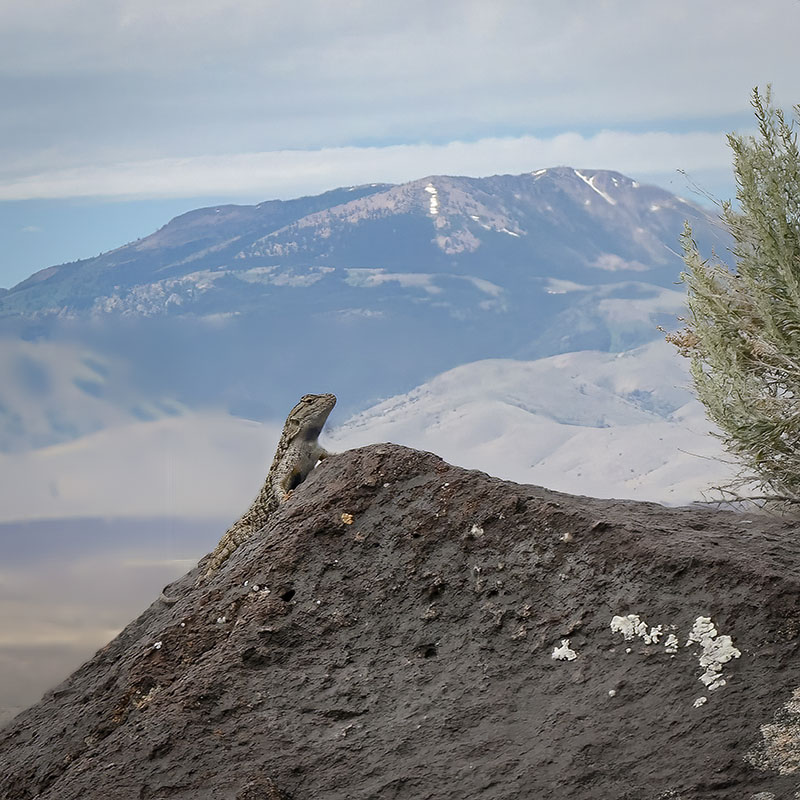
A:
[[1, 444, 800, 799]]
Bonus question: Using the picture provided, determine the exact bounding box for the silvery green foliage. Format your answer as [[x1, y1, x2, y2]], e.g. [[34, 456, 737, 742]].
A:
[[675, 87, 800, 503]]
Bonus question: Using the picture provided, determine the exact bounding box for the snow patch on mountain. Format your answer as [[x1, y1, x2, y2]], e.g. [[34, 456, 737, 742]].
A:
[[344, 269, 442, 294], [425, 183, 439, 215], [575, 169, 617, 205], [344, 268, 507, 306], [238, 266, 335, 287], [463, 276, 505, 297]]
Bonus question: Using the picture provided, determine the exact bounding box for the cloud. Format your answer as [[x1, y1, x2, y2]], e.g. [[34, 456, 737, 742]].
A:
[[591, 254, 650, 273], [20, 225, 42, 233], [0, 130, 733, 201], [0, 0, 799, 189]]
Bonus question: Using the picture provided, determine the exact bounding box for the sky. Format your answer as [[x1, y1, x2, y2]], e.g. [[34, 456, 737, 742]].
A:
[[3, 0, 800, 288]]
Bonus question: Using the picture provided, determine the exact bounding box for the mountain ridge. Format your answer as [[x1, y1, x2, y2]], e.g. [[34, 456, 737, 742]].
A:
[[0, 168, 721, 319]]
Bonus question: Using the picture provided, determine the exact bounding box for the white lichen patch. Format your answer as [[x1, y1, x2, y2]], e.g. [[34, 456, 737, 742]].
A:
[[610, 614, 644, 640], [469, 523, 484, 537], [693, 696, 707, 708], [685, 616, 741, 691], [610, 614, 662, 645], [610, 613, 740, 703], [552, 639, 578, 661], [648, 625, 663, 644], [664, 633, 679, 654]]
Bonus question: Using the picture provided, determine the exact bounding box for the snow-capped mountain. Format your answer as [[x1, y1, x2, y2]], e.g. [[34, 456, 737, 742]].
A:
[[1, 168, 721, 321]]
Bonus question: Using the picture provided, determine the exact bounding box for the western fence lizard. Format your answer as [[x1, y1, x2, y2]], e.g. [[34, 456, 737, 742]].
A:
[[198, 392, 336, 582]]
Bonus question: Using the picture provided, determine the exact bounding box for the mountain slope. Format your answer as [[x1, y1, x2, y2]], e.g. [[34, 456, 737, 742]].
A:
[[1, 184, 391, 316], [332, 340, 734, 504], [1, 444, 798, 799]]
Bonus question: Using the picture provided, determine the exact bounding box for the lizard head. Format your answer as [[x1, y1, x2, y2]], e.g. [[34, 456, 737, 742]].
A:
[[286, 393, 337, 440]]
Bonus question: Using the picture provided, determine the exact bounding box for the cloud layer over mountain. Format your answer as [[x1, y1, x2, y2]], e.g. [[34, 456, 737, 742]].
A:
[[3, 0, 800, 202]]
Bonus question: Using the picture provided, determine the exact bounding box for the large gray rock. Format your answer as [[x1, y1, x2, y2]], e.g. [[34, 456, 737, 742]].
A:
[[1, 444, 797, 799]]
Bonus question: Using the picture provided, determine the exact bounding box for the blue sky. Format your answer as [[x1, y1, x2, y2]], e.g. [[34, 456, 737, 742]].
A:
[[2, 0, 800, 289]]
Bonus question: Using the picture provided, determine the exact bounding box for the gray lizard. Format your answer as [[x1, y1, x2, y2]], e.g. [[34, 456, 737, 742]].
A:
[[198, 392, 337, 581]]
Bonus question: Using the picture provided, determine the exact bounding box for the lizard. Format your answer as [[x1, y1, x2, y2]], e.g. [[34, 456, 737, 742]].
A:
[[196, 392, 337, 583]]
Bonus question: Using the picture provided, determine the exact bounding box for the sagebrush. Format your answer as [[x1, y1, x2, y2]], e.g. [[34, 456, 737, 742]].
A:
[[670, 86, 800, 504]]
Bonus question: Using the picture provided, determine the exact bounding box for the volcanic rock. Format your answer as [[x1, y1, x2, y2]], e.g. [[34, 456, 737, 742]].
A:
[[1, 444, 799, 799]]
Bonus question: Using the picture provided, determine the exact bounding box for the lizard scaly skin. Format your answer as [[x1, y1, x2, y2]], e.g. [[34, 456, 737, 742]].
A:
[[199, 393, 336, 581]]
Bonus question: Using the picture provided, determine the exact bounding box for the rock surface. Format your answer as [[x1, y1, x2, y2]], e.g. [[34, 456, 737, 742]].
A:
[[1, 444, 800, 799]]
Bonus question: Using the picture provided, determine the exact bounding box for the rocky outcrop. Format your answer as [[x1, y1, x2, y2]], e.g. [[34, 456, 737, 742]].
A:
[[1, 444, 799, 799]]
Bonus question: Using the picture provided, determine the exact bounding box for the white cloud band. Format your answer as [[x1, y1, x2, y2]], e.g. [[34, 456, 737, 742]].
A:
[[0, 130, 732, 201]]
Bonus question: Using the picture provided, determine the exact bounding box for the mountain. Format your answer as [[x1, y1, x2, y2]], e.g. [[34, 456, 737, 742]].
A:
[[1, 444, 798, 798], [0, 168, 727, 455], [331, 339, 735, 505], [0, 168, 721, 320], [0, 183, 391, 317]]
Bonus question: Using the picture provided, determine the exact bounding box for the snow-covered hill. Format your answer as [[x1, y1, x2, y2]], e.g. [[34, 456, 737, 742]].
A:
[[332, 340, 734, 505], [0, 341, 734, 523]]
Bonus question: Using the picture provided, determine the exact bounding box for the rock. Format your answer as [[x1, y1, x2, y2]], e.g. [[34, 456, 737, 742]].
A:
[[1, 443, 799, 799]]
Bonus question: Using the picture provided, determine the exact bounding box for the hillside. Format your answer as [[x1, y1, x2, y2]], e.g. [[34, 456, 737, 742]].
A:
[[331, 339, 735, 505], [0, 340, 734, 525], [1, 444, 798, 799]]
